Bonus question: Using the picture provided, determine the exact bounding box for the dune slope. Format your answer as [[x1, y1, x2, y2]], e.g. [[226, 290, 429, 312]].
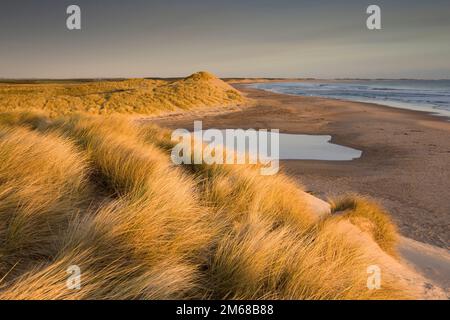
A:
[[0, 72, 245, 116], [0, 112, 431, 300]]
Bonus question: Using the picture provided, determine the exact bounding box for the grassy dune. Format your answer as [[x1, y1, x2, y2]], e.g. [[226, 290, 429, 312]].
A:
[[0, 74, 421, 299], [0, 111, 417, 300], [0, 72, 245, 116]]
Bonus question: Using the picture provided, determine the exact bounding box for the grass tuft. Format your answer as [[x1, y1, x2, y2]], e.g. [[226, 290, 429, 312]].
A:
[[330, 195, 399, 256]]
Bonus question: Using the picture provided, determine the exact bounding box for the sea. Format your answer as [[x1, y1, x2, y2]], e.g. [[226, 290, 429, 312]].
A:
[[250, 80, 450, 118]]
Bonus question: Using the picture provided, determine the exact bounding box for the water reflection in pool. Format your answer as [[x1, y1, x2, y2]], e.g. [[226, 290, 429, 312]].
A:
[[196, 130, 362, 161]]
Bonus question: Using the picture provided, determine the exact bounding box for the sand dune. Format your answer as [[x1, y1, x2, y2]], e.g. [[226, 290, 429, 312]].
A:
[[0, 72, 245, 116], [0, 112, 429, 299]]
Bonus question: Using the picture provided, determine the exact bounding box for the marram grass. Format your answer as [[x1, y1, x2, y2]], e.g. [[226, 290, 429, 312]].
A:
[[0, 72, 245, 117], [0, 112, 415, 300]]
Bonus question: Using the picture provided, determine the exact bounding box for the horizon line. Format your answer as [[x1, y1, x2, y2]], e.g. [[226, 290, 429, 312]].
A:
[[1, 76, 449, 82]]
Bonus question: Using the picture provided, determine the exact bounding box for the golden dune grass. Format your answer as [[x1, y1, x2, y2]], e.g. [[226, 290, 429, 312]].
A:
[[0, 127, 89, 278], [0, 112, 416, 300], [0, 72, 245, 116], [330, 195, 398, 256]]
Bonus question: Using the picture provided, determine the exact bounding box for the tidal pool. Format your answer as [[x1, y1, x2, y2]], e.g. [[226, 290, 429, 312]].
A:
[[194, 130, 362, 161], [276, 133, 362, 160]]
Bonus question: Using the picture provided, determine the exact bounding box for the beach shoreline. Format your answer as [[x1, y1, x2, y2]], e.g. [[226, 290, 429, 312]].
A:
[[153, 85, 450, 249]]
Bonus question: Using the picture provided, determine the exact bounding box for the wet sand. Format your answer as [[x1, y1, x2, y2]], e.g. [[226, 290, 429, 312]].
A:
[[153, 85, 450, 249]]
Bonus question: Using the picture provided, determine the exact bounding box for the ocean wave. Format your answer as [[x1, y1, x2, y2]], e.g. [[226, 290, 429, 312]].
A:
[[250, 80, 450, 118]]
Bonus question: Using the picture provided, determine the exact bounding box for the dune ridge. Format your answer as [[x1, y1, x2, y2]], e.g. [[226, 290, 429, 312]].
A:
[[0, 72, 245, 116]]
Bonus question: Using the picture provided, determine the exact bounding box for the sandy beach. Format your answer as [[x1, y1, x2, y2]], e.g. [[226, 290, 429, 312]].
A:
[[154, 85, 450, 250]]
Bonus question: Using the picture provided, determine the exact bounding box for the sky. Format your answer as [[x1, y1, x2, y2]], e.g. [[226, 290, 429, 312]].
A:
[[1, 0, 449, 79]]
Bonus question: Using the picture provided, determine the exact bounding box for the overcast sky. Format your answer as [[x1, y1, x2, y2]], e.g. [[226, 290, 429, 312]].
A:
[[1, 0, 449, 79]]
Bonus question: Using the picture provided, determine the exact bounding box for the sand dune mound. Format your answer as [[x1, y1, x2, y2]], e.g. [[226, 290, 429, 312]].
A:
[[152, 71, 245, 112], [185, 71, 220, 82], [0, 72, 246, 116], [175, 71, 242, 97]]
